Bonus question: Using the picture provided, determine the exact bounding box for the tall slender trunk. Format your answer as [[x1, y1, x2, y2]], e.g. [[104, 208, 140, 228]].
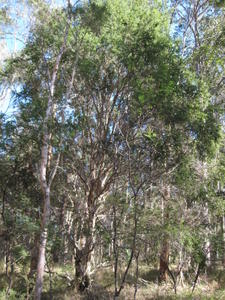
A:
[[33, 21, 69, 299], [59, 196, 67, 263], [159, 185, 170, 283], [222, 216, 225, 266], [178, 246, 184, 286], [34, 115, 52, 300], [203, 201, 211, 268], [34, 187, 50, 299]]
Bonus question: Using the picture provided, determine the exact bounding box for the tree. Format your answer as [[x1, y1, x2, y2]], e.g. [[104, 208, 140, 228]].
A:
[[0, 0, 224, 298], [2, 3, 76, 298]]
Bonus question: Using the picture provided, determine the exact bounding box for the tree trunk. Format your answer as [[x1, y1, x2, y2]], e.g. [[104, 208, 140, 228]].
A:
[[75, 244, 92, 291], [34, 188, 50, 300], [204, 202, 211, 268], [222, 216, 225, 266], [29, 230, 40, 278], [159, 237, 170, 283], [75, 206, 95, 292], [159, 185, 170, 283], [28, 233, 40, 295]]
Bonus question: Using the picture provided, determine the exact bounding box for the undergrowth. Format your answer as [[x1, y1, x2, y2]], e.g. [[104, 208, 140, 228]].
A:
[[0, 264, 225, 299]]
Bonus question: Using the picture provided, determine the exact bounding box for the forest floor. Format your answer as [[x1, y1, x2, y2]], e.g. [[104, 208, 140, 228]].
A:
[[0, 264, 225, 299]]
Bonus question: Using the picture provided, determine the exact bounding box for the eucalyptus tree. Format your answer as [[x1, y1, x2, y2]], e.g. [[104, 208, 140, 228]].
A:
[[1, 3, 80, 298]]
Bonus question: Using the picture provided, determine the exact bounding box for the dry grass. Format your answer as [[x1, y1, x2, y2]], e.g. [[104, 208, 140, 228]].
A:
[[55, 266, 225, 300], [0, 264, 225, 299]]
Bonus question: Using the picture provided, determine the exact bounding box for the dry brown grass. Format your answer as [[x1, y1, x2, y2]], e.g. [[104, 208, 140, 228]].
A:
[[57, 266, 225, 300], [1, 264, 225, 299]]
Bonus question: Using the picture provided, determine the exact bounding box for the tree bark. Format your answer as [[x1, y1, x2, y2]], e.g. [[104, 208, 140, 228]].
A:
[[222, 216, 225, 266], [159, 237, 170, 283], [29, 238, 39, 279], [75, 244, 92, 291], [33, 20, 69, 298], [34, 187, 50, 300], [75, 205, 95, 292], [159, 185, 170, 283]]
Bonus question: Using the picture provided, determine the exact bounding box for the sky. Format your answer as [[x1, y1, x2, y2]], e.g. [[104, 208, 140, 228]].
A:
[[0, 0, 31, 114], [0, 0, 71, 115]]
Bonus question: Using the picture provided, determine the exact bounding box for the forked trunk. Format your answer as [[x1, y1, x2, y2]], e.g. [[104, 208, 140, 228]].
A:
[[75, 205, 95, 292], [75, 243, 92, 291]]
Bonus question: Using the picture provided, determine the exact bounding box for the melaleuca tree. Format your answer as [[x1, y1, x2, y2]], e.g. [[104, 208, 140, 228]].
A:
[[58, 0, 175, 291], [59, 0, 206, 291], [60, 0, 224, 290]]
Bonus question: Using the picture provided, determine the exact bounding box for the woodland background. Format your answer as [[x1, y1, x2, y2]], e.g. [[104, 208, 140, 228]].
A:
[[0, 0, 225, 299]]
